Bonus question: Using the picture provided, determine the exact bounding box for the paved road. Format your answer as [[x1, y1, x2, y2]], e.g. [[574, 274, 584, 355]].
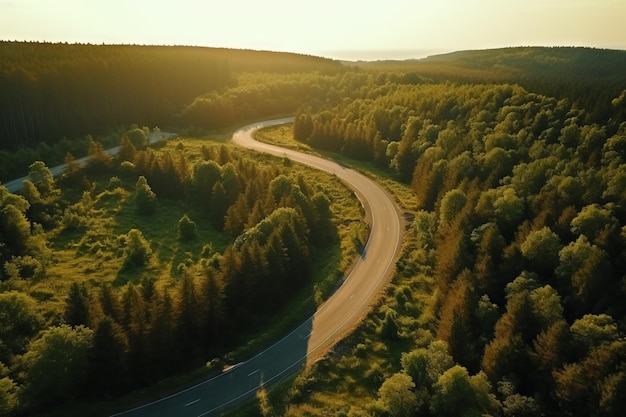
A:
[[107, 118, 403, 416], [3, 131, 175, 193]]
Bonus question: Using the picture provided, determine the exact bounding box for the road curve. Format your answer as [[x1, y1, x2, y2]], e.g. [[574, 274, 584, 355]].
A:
[[112, 118, 403, 417]]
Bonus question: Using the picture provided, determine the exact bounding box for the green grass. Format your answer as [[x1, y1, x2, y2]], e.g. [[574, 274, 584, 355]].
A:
[[20, 133, 366, 416]]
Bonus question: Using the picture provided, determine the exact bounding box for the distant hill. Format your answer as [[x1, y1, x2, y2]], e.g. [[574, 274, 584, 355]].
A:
[[0, 42, 342, 149], [361, 46, 626, 122]]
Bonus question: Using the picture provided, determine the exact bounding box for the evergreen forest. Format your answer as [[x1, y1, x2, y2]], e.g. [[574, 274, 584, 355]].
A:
[[1, 43, 626, 417]]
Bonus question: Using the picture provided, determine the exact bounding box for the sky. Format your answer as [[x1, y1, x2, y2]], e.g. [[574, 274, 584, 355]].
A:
[[1, 0, 625, 61]]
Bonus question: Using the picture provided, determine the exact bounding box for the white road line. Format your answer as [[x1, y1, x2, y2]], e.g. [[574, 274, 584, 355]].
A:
[[184, 399, 200, 407], [247, 369, 259, 377]]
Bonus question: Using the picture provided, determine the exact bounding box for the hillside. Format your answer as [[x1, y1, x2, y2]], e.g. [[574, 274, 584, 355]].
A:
[[2, 44, 626, 417], [259, 48, 626, 417], [0, 42, 342, 151], [361, 46, 626, 123]]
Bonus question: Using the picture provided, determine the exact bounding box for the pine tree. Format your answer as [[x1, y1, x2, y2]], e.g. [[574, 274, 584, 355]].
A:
[[65, 282, 90, 327], [87, 316, 128, 395]]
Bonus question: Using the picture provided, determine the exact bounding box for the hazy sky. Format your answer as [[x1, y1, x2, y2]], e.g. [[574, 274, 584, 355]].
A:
[[1, 0, 625, 60]]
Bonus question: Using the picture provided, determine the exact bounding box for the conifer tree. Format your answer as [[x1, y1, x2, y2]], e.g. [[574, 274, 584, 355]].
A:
[[65, 282, 90, 327]]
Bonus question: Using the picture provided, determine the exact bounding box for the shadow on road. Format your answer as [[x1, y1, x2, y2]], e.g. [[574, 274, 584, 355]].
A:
[[114, 318, 312, 417]]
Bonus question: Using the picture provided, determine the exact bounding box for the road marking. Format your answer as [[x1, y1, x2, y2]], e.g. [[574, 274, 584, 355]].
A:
[[223, 362, 244, 372], [248, 369, 259, 377], [184, 399, 200, 407]]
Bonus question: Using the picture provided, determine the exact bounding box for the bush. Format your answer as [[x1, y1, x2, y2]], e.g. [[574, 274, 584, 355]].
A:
[[122, 229, 152, 268], [134, 176, 156, 214], [178, 214, 197, 241]]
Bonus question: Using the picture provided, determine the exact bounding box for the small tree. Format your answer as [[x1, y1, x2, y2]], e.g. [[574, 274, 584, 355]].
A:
[[294, 113, 313, 141], [520, 226, 562, 273], [28, 161, 59, 200], [178, 214, 197, 241], [22, 325, 94, 407], [430, 366, 499, 417], [135, 176, 156, 214], [123, 229, 152, 268], [377, 373, 418, 417], [380, 308, 400, 340], [439, 189, 468, 225], [87, 139, 112, 172], [65, 282, 90, 327], [124, 126, 148, 150]]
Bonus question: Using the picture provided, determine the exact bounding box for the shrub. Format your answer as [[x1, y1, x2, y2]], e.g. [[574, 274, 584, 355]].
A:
[[122, 229, 152, 268], [134, 176, 156, 214], [178, 214, 197, 241]]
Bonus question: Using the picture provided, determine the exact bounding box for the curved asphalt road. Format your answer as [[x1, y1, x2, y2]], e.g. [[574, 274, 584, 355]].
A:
[[107, 118, 404, 416]]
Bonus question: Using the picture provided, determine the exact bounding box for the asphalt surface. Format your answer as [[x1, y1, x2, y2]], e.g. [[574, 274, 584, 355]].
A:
[[3, 131, 175, 193], [13, 119, 403, 417]]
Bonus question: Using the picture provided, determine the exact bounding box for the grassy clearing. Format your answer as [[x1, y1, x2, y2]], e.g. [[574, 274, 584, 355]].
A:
[[23, 133, 366, 416]]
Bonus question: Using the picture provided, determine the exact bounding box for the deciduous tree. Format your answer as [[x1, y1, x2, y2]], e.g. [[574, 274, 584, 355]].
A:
[[377, 372, 418, 417], [22, 325, 94, 407]]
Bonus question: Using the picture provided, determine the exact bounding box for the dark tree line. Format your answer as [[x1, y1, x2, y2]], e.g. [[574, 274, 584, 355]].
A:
[[0, 42, 344, 182], [0, 42, 236, 149], [361, 46, 626, 125]]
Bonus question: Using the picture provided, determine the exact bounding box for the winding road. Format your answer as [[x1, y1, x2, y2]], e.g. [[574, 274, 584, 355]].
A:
[[105, 118, 404, 416]]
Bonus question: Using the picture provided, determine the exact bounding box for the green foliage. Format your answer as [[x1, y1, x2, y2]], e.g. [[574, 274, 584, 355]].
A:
[[178, 214, 197, 241], [0, 134, 351, 413], [520, 226, 562, 273], [439, 188, 468, 225], [87, 139, 113, 172], [134, 175, 157, 214], [27, 161, 59, 200], [0, 292, 42, 364], [377, 372, 418, 417], [124, 126, 148, 150], [0, 376, 19, 415], [401, 340, 454, 389], [570, 314, 619, 353], [64, 282, 90, 327], [379, 308, 400, 340], [235, 49, 626, 417], [553, 340, 626, 416], [430, 366, 499, 417], [2, 45, 626, 416], [294, 113, 314, 141], [570, 203, 618, 243], [22, 325, 94, 408], [122, 228, 152, 268], [0, 204, 31, 258], [87, 316, 128, 395]]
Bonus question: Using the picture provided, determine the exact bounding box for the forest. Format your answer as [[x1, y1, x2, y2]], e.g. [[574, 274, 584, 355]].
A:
[[277, 49, 626, 417], [0, 42, 343, 180], [1, 43, 626, 416], [0, 128, 363, 415]]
